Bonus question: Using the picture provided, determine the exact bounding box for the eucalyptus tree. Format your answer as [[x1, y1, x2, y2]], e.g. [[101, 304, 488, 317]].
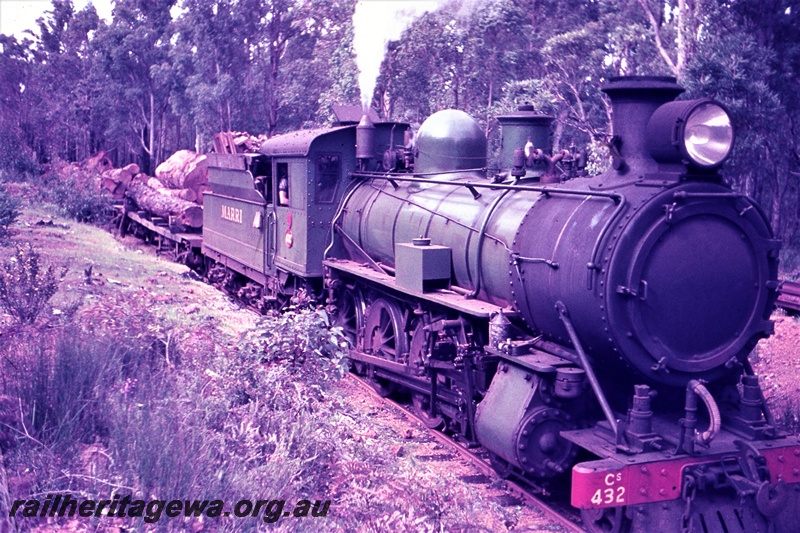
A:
[[0, 35, 37, 176], [91, 0, 177, 172], [171, 0, 358, 146], [170, 0, 250, 148], [0, 1, 102, 166]]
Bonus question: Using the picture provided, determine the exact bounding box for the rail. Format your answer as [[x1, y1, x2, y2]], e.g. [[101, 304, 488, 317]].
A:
[[350, 171, 624, 203], [776, 280, 800, 314], [348, 374, 586, 532]]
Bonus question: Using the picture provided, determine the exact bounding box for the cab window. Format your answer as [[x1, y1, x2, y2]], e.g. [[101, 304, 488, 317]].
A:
[[276, 162, 289, 206], [316, 154, 340, 204]]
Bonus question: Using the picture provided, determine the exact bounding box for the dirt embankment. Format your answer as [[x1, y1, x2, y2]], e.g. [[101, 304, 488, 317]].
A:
[[753, 311, 800, 432]]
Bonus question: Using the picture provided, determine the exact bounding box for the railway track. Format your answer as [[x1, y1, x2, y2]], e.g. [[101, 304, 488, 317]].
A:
[[348, 374, 586, 533], [777, 279, 800, 314]]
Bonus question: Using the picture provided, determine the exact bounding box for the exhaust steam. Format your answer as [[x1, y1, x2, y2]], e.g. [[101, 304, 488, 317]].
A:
[[353, 0, 441, 110]]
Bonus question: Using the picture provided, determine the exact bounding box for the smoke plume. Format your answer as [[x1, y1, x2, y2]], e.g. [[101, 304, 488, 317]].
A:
[[352, 0, 441, 110]]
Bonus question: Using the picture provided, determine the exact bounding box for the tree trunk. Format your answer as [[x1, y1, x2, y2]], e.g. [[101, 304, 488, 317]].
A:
[[149, 89, 155, 171], [126, 179, 203, 229], [100, 163, 139, 199], [147, 177, 198, 203]]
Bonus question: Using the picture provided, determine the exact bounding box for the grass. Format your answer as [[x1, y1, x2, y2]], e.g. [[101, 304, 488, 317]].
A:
[[0, 195, 524, 532], [0, 184, 21, 241]]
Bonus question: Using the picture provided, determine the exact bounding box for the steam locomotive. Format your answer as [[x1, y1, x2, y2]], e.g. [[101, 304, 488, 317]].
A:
[[133, 76, 800, 532]]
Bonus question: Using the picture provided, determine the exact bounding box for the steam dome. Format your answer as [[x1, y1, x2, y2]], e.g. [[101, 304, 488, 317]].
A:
[[415, 110, 487, 174]]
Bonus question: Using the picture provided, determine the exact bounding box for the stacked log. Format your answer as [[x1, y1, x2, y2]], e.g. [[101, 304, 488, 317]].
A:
[[82, 151, 114, 174], [45, 153, 112, 195], [155, 150, 209, 205], [212, 131, 266, 154], [47, 150, 211, 229], [105, 150, 208, 228], [126, 178, 203, 229], [146, 177, 198, 203], [100, 164, 139, 199]]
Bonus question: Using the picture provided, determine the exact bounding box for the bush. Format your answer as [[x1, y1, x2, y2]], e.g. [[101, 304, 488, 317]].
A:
[[1, 326, 133, 449], [2, 293, 510, 531], [239, 308, 350, 386], [0, 129, 39, 181], [34, 165, 114, 224], [0, 243, 67, 325], [0, 184, 21, 240], [780, 246, 800, 277], [47, 177, 114, 224]]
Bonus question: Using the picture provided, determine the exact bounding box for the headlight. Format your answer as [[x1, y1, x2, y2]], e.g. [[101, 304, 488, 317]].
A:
[[647, 98, 734, 169]]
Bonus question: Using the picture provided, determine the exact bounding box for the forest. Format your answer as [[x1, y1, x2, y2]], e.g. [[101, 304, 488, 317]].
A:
[[1, 0, 799, 260]]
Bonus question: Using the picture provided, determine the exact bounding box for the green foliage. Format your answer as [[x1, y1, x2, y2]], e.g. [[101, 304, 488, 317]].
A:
[[0, 243, 66, 325], [0, 130, 39, 181], [777, 403, 800, 436], [2, 288, 511, 531], [1, 325, 151, 449], [35, 169, 114, 224], [1, 271, 529, 531], [780, 245, 800, 277], [49, 179, 114, 224], [0, 185, 22, 240], [240, 309, 350, 384]]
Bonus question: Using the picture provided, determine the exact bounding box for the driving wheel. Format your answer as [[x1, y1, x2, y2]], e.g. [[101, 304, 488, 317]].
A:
[[408, 321, 444, 428], [364, 298, 407, 396], [333, 287, 364, 348]]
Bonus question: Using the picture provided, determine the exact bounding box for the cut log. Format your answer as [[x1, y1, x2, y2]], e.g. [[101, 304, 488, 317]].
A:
[[212, 132, 237, 154], [147, 176, 166, 189], [155, 150, 208, 192], [100, 164, 140, 199], [212, 131, 266, 154], [171, 189, 197, 203], [195, 185, 211, 206], [147, 177, 197, 202], [100, 178, 126, 198], [126, 180, 203, 229]]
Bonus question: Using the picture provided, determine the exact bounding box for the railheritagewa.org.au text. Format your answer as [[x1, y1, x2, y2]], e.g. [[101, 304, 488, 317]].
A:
[[9, 494, 330, 524]]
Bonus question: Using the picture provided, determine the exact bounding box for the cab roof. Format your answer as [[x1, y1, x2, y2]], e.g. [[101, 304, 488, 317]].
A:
[[258, 126, 354, 157]]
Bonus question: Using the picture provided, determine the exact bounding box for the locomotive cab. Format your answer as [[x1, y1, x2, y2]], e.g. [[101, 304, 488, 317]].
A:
[[260, 121, 409, 281], [255, 126, 357, 290]]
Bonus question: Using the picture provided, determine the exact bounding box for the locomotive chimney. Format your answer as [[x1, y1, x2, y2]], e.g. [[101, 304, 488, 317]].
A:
[[601, 76, 684, 174], [356, 113, 376, 169]]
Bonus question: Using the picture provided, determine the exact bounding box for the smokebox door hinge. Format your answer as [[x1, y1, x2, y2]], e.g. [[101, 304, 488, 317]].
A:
[[616, 280, 648, 300]]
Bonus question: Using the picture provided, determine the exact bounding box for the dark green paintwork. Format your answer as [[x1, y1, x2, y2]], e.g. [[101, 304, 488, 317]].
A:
[[203, 164, 267, 280]]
